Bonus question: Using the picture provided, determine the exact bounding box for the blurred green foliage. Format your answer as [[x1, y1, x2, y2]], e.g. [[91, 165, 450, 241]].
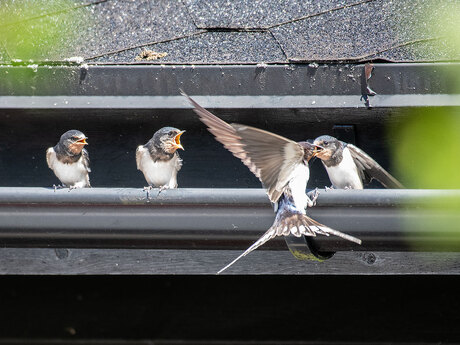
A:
[[390, 2, 460, 251], [393, 107, 460, 189], [0, 1, 92, 61]]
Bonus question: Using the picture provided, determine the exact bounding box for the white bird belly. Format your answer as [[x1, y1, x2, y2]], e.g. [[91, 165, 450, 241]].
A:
[[326, 147, 363, 189], [53, 159, 88, 187], [140, 155, 178, 187], [288, 164, 310, 211]]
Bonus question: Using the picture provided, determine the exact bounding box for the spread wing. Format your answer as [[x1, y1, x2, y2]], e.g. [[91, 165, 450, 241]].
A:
[[82, 149, 91, 173], [347, 143, 404, 189], [46, 147, 56, 170], [183, 92, 304, 203]]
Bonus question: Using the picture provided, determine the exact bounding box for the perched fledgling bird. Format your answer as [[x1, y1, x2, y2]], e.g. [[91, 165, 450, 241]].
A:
[[46, 130, 91, 189], [313, 135, 404, 189], [136, 127, 185, 192], [182, 92, 361, 273]]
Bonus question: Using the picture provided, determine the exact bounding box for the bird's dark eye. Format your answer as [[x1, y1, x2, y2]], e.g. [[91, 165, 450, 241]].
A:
[[168, 131, 174, 136], [323, 141, 329, 146]]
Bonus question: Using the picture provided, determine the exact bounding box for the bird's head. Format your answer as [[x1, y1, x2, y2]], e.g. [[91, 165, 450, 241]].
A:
[[153, 127, 185, 153], [59, 130, 88, 155], [313, 135, 340, 161], [298, 141, 325, 162]]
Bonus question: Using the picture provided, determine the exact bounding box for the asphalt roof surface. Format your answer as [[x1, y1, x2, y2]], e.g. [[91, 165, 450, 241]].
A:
[[0, 0, 458, 64]]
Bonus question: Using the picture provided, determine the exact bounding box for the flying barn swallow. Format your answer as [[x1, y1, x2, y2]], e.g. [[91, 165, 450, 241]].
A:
[[46, 130, 91, 190], [136, 127, 185, 194], [182, 92, 361, 273], [313, 135, 404, 189]]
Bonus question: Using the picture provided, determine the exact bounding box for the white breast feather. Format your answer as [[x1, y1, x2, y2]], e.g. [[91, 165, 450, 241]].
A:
[[326, 147, 363, 189], [137, 146, 180, 188], [288, 164, 310, 212], [47, 148, 89, 188]]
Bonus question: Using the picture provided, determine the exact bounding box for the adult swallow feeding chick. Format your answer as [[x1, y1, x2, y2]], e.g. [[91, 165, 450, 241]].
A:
[[313, 135, 404, 189], [46, 130, 91, 189], [182, 92, 361, 273], [136, 127, 185, 193]]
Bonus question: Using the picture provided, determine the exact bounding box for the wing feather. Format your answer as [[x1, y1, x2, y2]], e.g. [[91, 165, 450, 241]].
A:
[[46, 147, 55, 170], [347, 144, 404, 189], [183, 92, 304, 203], [82, 148, 91, 173], [136, 146, 145, 171]]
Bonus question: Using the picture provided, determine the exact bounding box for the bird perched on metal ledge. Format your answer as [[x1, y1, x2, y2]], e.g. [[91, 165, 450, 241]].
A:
[[182, 91, 361, 273], [313, 135, 404, 189], [46, 129, 91, 190], [136, 127, 185, 195]]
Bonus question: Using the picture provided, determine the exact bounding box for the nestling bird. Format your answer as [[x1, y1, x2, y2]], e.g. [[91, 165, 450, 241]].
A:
[[313, 135, 404, 189], [182, 92, 361, 273], [136, 127, 185, 192], [46, 129, 91, 189]]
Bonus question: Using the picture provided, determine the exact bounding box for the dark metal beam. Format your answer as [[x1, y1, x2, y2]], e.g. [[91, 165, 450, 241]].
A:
[[0, 187, 459, 252], [0, 64, 459, 108]]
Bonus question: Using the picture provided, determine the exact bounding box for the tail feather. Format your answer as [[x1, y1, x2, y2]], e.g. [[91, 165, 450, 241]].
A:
[[217, 227, 277, 274], [217, 208, 361, 274], [303, 216, 362, 244]]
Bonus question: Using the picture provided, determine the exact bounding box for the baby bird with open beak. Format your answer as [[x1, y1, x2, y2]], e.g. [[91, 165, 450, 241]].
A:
[[136, 127, 185, 193], [313, 135, 403, 189], [46, 129, 91, 190]]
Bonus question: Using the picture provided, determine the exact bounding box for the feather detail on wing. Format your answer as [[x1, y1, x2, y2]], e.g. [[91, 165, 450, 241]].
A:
[[82, 149, 91, 173], [347, 144, 404, 189], [175, 153, 183, 172], [46, 147, 55, 170], [183, 91, 304, 203], [135, 146, 145, 171], [217, 199, 361, 274]]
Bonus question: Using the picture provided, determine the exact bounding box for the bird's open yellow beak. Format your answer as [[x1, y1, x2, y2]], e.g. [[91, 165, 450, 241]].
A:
[[312, 144, 324, 156], [77, 137, 88, 145], [173, 130, 185, 150]]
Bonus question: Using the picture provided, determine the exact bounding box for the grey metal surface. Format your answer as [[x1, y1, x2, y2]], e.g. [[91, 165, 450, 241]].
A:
[[0, 64, 458, 108], [0, 187, 459, 252]]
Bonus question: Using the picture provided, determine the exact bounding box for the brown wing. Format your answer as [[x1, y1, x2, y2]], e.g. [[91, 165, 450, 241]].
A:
[[46, 147, 55, 170], [183, 92, 304, 203], [135, 145, 145, 170], [82, 148, 91, 173], [347, 143, 404, 189]]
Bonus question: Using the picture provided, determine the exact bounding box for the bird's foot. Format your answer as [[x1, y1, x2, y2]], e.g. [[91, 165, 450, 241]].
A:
[[143, 186, 153, 200], [53, 184, 64, 192], [157, 185, 170, 196], [344, 186, 352, 190], [68, 185, 77, 192], [325, 185, 334, 192], [306, 188, 320, 207]]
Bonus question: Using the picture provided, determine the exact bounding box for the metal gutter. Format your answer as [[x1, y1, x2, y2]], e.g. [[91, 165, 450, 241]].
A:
[[0, 94, 459, 109], [0, 63, 459, 109], [0, 187, 459, 252]]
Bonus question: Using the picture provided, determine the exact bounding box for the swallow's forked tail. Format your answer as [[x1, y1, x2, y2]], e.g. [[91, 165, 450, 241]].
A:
[[217, 226, 278, 274], [217, 209, 361, 274]]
